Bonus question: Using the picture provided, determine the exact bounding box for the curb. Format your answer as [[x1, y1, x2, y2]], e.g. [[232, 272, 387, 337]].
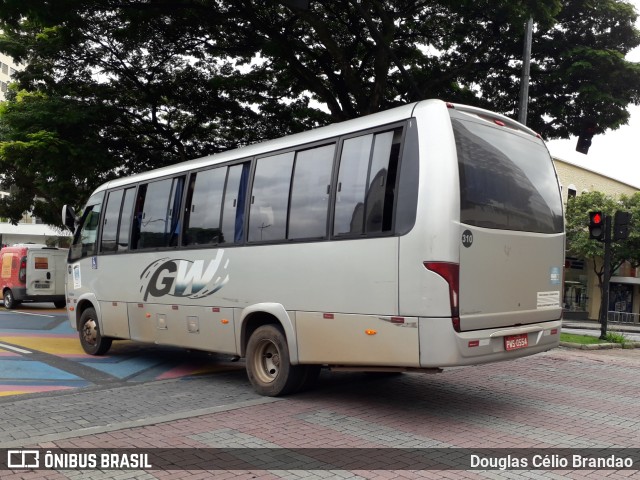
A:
[[560, 341, 640, 350]]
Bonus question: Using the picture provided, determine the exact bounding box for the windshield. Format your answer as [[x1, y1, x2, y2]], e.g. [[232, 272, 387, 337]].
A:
[[69, 192, 105, 262], [452, 117, 563, 234]]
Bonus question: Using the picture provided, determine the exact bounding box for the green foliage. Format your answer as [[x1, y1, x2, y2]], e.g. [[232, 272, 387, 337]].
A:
[[604, 331, 628, 344], [560, 332, 605, 344], [0, 0, 638, 225]]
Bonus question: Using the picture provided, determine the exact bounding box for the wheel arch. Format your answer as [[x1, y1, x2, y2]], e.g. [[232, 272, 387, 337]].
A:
[[238, 303, 299, 364], [73, 294, 102, 331]]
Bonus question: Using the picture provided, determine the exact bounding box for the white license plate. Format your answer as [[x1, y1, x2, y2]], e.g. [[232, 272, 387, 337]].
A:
[[504, 333, 528, 351], [33, 283, 50, 289]]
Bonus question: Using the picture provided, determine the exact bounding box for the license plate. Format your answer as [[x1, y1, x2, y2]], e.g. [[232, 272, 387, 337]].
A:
[[504, 333, 528, 351], [34, 283, 49, 289]]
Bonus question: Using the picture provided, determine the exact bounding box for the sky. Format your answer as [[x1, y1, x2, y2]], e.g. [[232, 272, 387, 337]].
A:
[[545, 0, 640, 188]]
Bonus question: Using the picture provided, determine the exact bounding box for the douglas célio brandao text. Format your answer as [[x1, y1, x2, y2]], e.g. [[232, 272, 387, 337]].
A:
[[470, 453, 634, 470]]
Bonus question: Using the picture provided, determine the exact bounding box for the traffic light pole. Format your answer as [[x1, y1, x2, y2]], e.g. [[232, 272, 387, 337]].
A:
[[599, 215, 612, 339]]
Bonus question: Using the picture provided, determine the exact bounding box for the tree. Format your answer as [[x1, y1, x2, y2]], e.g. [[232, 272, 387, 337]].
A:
[[565, 191, 640, 319], [0, 0, 639, 225]]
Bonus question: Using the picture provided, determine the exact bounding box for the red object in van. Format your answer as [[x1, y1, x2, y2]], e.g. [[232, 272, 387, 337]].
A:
[[0, 244, 67, 309]]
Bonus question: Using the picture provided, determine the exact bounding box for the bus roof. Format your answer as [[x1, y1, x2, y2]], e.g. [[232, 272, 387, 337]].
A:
[[93, 99, 538, 194]]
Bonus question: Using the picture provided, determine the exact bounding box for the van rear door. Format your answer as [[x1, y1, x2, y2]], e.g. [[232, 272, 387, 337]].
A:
[[25, 248, 67, 296], [451, 110, 565, 331]]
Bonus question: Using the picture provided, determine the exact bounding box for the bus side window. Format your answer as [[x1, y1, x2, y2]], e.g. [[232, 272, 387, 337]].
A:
[[101, 189, 124, 253], [117, 187, 136, 252], [69, 192, 104, 262], [184, 167, 226, 246], [135, 176, 185, 249], [288, 143, 335, 239], [221, 162, 250, 244], [248, 152, 295, 242], [365, 128, 402, 234], [131, 184, 147, 250], [334, 127, 403, 236]]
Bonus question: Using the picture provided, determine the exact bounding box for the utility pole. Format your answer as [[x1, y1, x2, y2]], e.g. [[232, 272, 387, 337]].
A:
[[599, 215, 612, 339], [518, 18, 533, 125]]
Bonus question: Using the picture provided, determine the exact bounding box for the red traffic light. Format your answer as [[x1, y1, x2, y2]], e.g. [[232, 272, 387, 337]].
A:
[[589, 211, 605, 241]]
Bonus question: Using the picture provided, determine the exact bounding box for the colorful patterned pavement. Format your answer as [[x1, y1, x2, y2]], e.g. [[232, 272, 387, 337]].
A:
[[0, 305, 243, 397]]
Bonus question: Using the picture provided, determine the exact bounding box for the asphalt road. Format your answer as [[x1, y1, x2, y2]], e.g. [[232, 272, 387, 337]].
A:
[[0, 304, 244, 398]]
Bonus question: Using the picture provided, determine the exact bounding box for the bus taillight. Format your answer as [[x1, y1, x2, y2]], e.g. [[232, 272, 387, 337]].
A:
[[424, 262, 460, 332]]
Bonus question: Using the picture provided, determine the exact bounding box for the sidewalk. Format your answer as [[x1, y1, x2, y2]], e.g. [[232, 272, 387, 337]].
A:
[[561, 317, 640, 349], [562, 318, 640, 333]]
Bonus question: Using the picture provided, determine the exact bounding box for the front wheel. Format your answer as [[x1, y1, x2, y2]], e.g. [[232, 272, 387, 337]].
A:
[[245, 324, 303, 396], [79, 307, 112, 355]]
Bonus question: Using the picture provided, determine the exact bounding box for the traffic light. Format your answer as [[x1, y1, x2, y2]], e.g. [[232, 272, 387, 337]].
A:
[[613, 211, 632, 241], [588, 211, 605, 240], [576, 124, 597, 155]]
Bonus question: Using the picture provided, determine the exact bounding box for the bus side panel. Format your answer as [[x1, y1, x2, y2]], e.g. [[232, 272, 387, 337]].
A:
[[127, 301, 155, 342], [398, 102, 461, 317], [154, 304, 237, 354], [296, 312, 420, 366], [99, 301, 130, 339]]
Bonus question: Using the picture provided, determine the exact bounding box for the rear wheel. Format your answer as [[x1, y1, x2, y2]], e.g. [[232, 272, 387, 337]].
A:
[[3, 289, 20, 309], [245, 324, 303, 396], [53, 300, 66, 309], [79, 307, 112, 355]]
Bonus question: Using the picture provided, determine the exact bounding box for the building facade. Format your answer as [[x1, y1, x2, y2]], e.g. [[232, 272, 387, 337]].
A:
[[0, 190, 69, 247], [0, 52, 20, 101], [554, 157, 640, 322]]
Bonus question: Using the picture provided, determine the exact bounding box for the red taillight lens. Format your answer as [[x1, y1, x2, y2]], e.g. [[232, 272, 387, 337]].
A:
[[424, 262, 460, 332], [18, 256, 27, 283]]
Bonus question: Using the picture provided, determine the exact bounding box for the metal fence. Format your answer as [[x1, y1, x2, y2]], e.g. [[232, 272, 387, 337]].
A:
[[607, 311, 640, 324]]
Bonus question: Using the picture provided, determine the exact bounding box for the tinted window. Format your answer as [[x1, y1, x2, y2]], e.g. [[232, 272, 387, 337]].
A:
[[453, 118, 563, 234], [334, 128, 402, 236], [117, 187, 135, 252], [69, 192, 104, 261], [134, 176, 185, 249], [334, 134, 373, 235], [249, 152, 294, 242], [101, 189, 124, 253], [288, 144, 335, 239], [365, 129, 402, 233], [184, 168, 226, 245], [221, 162, 250, 244]]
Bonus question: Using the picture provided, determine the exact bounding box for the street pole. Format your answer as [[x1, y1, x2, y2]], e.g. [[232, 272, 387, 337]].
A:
[[518, 18, 533, 125], [599, 215, 612, 339]]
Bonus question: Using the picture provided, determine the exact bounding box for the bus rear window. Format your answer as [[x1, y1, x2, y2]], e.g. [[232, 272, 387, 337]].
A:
[[452, 118, 563, 234]]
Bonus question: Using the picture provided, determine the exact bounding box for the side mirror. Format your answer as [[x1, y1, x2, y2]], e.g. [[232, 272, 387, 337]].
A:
[[62, 205, 77, 232]]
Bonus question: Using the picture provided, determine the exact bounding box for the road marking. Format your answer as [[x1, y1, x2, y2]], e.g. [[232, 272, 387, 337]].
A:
[[0, 342, 32, 354], [0, 311, 56, 318]]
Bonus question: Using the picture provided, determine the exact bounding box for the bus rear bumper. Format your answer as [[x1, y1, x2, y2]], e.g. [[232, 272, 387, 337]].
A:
[[418, 317, 562, 368]]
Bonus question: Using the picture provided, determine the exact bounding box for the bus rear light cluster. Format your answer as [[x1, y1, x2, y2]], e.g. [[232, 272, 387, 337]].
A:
[[424, 261, 460, 332]]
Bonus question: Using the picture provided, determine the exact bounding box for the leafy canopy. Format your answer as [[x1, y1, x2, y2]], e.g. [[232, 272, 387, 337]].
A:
[[0, 0, 639, 225]]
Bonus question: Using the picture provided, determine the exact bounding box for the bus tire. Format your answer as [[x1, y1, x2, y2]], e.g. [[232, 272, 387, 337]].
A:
[[3, 289, 20, 309], [79, 307, 112, 356], [245, 324, 303, 397]]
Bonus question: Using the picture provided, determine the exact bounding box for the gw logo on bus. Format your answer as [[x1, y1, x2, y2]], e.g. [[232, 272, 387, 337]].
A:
[[140, 250, 229, 301]]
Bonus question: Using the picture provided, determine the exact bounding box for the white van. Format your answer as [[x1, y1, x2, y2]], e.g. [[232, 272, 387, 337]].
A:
[[0, 244, 67, 309]]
